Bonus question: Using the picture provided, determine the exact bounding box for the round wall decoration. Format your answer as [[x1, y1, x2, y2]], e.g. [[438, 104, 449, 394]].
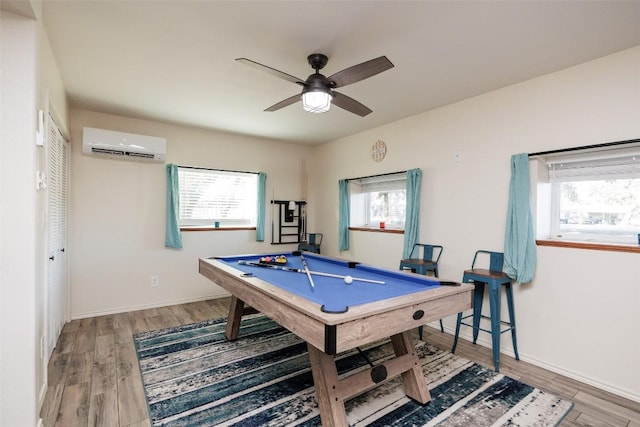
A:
[[371, 140, 387, 162]]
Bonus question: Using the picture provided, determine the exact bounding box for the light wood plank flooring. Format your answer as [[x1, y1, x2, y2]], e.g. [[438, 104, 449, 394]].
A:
[[41, 298, 640, 426]]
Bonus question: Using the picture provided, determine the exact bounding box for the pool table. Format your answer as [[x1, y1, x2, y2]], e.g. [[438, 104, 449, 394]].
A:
[[199, 251, 473, 427]]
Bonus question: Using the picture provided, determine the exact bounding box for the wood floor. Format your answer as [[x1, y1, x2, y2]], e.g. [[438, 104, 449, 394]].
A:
[[41, 297, 640, 426]]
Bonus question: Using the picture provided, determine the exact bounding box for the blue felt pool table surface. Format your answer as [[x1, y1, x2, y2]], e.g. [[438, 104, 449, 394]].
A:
[[214, 252, 444, 313]]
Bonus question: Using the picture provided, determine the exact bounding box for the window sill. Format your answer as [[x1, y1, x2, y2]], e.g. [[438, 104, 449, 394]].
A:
[[181, 226, 256, 232], [536, 239, 640, 254], [349, 227, 404, 234]]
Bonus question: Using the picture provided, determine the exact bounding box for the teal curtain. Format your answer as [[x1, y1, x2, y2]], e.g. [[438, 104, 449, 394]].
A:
[[256, 172, 267, 241], [338, 179, 350, 251], [504, 153, 536, 283], [165, 164, 183, 249], [403, 168, 422, 259]]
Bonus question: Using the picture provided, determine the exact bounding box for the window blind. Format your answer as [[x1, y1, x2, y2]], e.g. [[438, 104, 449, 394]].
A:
[[547, 147, 640, 182], [354, 172, 406, 192], [178, 167, 257, 226]]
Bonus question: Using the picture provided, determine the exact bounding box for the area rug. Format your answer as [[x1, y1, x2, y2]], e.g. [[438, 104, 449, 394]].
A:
[[134, 314, 573, 426]]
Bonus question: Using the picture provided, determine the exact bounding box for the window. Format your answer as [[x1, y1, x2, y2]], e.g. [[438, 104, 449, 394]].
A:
[[178, 167, 258, 228], [349, 172, 406, 229], [537, 145, 640, 245]]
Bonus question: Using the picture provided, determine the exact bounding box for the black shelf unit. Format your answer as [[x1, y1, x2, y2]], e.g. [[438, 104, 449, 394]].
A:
[[271, 200, 306, 245]]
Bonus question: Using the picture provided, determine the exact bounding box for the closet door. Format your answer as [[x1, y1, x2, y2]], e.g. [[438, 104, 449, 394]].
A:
[[47, 114, 69, 355]]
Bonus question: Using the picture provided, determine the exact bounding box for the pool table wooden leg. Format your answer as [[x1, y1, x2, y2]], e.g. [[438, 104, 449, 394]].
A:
[[225, 296, 245, 340], [307, 343, 348, 427], [390, 331, 431, 404], [307, 331, 431, 427]]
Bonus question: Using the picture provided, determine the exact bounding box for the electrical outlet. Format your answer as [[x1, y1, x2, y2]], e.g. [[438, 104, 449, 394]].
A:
[[454, 152, 462, 162], [151, 275, 159, 287]]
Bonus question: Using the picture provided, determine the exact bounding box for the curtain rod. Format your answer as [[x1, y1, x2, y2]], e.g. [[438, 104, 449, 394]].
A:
[[176, 165, 259, 175], [345, 170, 407, 182], [528, 138, 640, 158]]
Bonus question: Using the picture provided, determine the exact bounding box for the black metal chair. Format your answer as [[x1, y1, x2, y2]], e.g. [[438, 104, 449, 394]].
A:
[[298, 233, 323, 254], [399, 243, 444, 337]]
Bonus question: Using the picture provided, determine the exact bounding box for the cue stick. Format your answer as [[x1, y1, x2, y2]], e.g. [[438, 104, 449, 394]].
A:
[[270, 187, 275, 243], [298, 253, 316, 290], [237, 260, 386, 284], [356, 347, 375, 367]]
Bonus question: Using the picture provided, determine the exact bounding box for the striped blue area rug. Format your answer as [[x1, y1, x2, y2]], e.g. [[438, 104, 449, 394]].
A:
[[134, 314, 573, 426]]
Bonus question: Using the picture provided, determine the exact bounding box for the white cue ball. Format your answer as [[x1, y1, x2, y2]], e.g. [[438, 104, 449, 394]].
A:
[[344, 275, 353, 284]]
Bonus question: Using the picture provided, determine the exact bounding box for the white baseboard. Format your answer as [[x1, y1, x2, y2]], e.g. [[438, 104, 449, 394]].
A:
[[71, 292, 230, 320], [38, 381, 48, 409], [519, 353, 640, 404], [432, 321, 640, 404], [37, 375, 47, 426]]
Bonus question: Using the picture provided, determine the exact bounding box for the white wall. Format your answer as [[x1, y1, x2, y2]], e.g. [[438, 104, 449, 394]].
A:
[[36, 7, 69, 413], [309, 46, 640, 401], [69, 109, 312, 318], [1, 3, 68, 423], [0, 10, 39, 427]]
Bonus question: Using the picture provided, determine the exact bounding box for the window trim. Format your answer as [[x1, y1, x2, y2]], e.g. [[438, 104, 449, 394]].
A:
[[176, 165, 260, 230], [536, 239, 640, 254], [349, 226, 404, 234], [532, 138, 640, 249], [347, 171, 408, 230], [180, 226, 256, 232]]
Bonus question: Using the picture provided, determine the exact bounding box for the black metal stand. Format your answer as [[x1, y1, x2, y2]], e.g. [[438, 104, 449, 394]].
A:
[[271, 200, 306, 245]]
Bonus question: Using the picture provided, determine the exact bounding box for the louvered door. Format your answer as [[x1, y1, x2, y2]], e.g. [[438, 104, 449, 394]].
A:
[[47, 114, 69, 356]]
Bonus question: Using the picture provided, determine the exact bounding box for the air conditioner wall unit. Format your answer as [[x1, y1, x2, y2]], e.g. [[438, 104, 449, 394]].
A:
[[82, 127, 166, 163]]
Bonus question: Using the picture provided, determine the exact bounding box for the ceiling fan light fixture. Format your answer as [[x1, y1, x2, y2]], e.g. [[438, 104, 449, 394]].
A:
[[302, 90, 332, 113], [238, 53, 393, 116]]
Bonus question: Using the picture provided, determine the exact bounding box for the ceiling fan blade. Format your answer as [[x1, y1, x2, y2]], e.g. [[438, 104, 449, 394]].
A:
[[328, 56, 394, 88], [236, 58, 305, 85], [265, 94, 301, 112], [331, 91, 372, 117]]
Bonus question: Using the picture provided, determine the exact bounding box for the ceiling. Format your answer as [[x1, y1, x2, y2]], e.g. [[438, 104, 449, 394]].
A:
[[38, 1, 640, 146]]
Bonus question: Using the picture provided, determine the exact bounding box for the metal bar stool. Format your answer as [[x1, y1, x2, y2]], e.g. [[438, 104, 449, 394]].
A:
[[298, 233, 322, 254], [451, 250, 519, 371], [399, 243, 444, 338]]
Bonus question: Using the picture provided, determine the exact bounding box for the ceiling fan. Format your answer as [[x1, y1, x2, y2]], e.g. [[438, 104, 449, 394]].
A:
[[236, 54, 394, 116]]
